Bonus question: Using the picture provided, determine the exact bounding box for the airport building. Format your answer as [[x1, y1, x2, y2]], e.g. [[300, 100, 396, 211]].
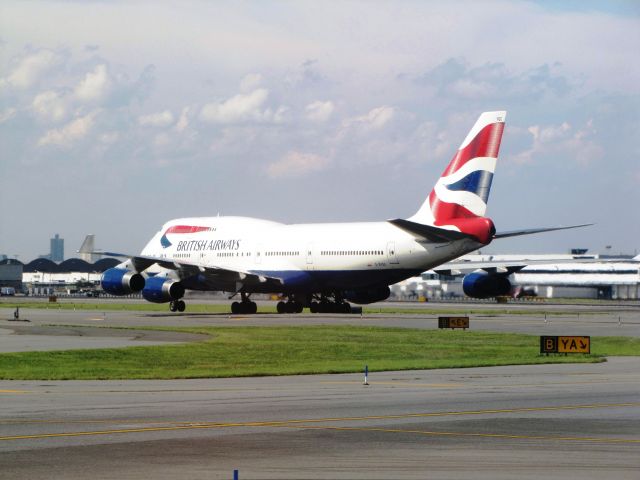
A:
[[0, 258, 24, 292], [15, 258, 120, 295]]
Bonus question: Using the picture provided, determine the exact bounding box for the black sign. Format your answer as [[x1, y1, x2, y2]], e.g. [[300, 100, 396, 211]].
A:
[[438, 316, 469, 329]]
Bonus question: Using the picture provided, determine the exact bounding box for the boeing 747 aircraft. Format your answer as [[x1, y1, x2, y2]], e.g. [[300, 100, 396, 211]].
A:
[[100, 111, 586, 313]]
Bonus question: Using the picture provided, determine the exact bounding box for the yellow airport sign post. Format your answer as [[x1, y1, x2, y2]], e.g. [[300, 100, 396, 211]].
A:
[[540, 336, 590, 354]]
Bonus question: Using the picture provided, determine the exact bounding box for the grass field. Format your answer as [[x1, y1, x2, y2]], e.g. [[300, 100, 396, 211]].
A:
[[0, 325, 638, 380]]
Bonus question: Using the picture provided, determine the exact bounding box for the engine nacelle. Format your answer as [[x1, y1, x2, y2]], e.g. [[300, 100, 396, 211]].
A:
[[343, 286, 391, 305], [462, 271, 511, 298], [101, 268, 145, 296], [141, 276, 185, 303]]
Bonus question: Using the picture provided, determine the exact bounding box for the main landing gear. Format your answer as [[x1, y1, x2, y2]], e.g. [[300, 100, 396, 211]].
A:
[[276, 299, 304, 314], [231, 292, 258, 314], [309, 300, 352, 314], [169, 300, 186, 312], [275, 293, 352, 314], [309, 293, 352, 314]]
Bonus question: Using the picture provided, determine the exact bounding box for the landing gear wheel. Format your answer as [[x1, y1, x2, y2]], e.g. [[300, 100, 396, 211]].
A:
[[169, 301, 178, 312], [231, 301, 241, 314], [310, 301, 319, 313], [277, 301, 286, 314], [248, 301, 257, 314], [177, 300, 186, 312], [341, 302, 351, 314]]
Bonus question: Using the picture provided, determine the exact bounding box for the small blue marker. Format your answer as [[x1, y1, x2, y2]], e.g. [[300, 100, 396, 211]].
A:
[[364, 365, 369, 385], [234, 469, 239, 480]]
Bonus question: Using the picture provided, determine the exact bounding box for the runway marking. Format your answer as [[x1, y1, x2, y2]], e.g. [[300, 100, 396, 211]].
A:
[[0, 389, 30, 394], [321, 379, 633, 389], [1, 402, 639, 442], [321, 381, 462, 388]]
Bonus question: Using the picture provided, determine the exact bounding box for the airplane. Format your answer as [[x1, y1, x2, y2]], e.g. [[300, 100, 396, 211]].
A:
[[99, 111, 588, 314]]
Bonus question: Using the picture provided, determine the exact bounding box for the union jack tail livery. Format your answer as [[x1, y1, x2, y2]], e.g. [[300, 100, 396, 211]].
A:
[[409, 111, 506, 244]]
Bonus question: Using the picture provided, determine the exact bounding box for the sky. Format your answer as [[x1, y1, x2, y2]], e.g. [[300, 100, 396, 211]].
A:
[[1, 0, 639, 261]]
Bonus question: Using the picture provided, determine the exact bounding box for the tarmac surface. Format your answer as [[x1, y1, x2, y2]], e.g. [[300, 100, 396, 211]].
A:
[[0, 300, 639, 479]]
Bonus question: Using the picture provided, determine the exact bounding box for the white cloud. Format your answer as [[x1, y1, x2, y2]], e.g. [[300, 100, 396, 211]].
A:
[[99, 132, 119, 144], [449, 78, 494, 98], [0, 108, 17, 123], [175, 107, 190, 132], [1, 49, 62, 89], [31, 90, 67, 122], [240, 73, 262, 92], [153, 132, 171, 148], [74, 64, 111, 102], [512, 120, 603, 165], [270, 105, 289, 124], [200, 88, 270, 124], [138, 110, 174, 127], [37, 111, 98, 147], [305, 100, 335, 122], [343, 106, 395, 130], [267, 151, 329, 178]]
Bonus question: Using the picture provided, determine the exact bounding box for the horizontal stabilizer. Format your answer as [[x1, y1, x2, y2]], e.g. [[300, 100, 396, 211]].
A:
[[493, 223, 593, 239], [388, 219, 470, 243]]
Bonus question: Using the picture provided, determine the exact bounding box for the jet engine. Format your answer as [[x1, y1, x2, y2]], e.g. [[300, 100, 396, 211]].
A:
[[343, 286, 391, 304], [101, 268, 145, 295], [462, 271, 511, 298], [141, 276, 185, 303]]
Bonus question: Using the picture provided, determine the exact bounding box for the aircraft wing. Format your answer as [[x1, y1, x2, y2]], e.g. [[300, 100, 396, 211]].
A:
[[101, 252, 284, 287]]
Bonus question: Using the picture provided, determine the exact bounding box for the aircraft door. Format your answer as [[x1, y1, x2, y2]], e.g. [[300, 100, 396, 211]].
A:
[[387, 241, 399, 264], [306, 244, 314, 266]]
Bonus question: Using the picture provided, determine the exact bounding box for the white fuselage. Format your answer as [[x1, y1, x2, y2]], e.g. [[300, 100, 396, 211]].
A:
[[140, 216, 483, 293]]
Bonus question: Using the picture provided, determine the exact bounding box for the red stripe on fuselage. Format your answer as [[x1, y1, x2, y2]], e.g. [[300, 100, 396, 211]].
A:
[[165, 225, 209, 234]]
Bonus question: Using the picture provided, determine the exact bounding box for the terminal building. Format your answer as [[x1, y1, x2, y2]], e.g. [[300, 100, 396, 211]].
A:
[[4, 258, 120, 296]]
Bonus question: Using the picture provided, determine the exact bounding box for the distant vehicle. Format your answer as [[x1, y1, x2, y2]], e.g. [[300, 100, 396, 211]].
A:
[[99, 111, 588, 313], [0, 287, 16, 296]]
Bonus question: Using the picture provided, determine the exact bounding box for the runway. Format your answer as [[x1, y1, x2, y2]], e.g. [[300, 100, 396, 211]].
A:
[[1, 358, 639, 479], [0, 301, 639, 478]]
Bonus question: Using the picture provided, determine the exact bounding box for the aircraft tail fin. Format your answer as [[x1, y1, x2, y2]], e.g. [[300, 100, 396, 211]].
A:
[[78, 234, 97, 262], [409, 111, 506, 242]]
